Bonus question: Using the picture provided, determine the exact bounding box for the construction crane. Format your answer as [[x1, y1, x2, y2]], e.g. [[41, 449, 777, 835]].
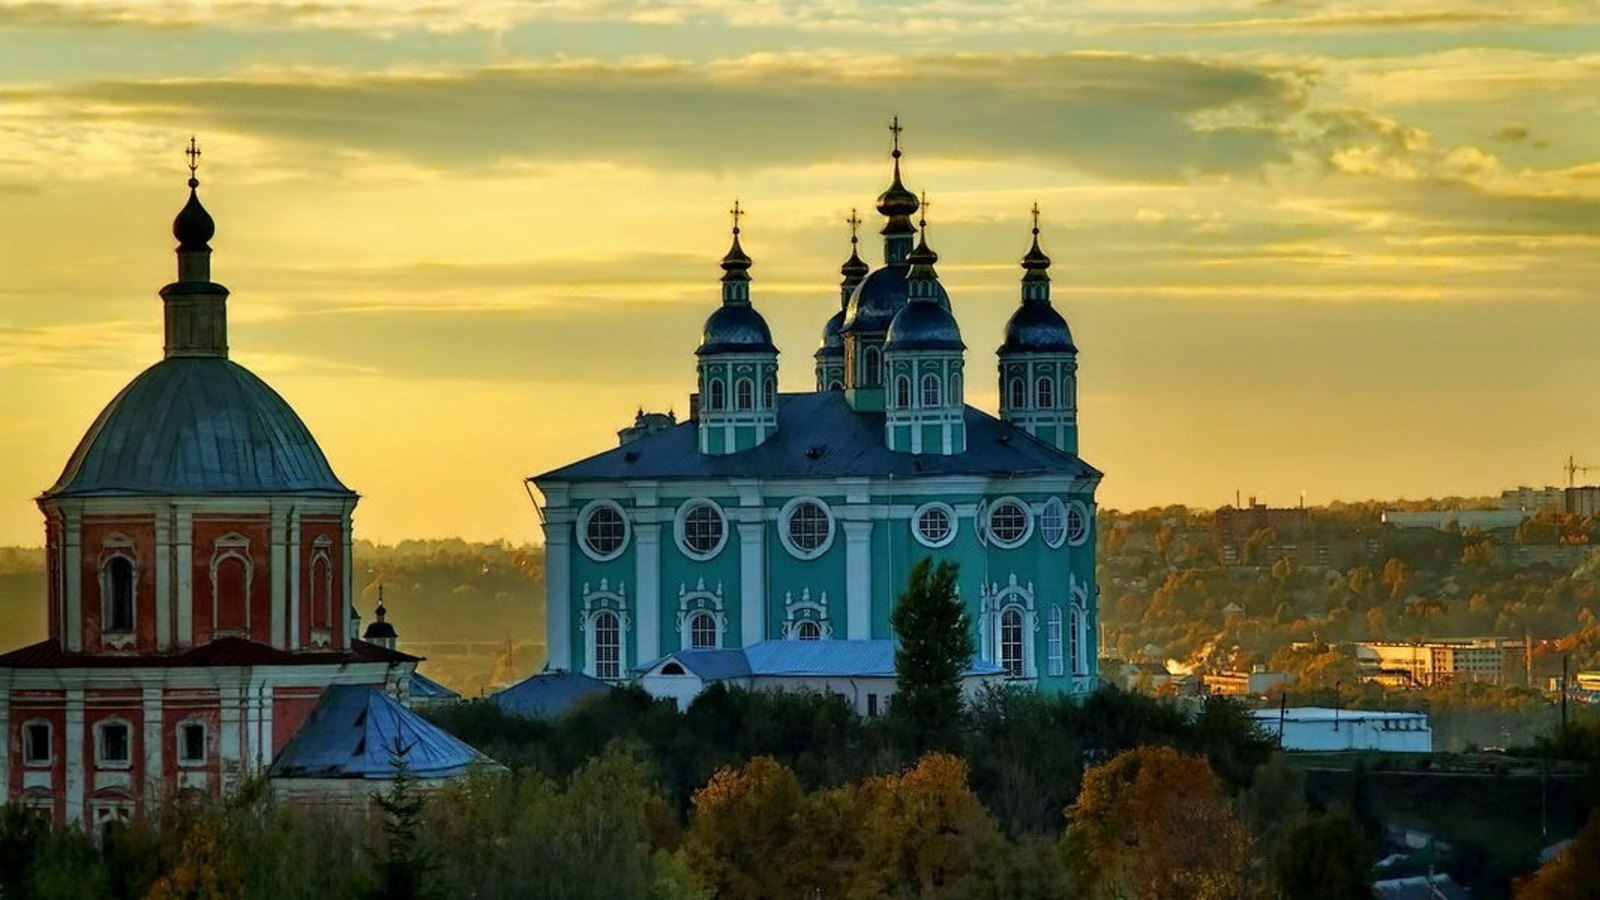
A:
[[1565, 454, 1599, 488]]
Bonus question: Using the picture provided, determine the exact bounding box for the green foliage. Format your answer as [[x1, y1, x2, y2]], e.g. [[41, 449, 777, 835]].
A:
[[1270, 813, 1372, 900], [369, 743, 439, 900], [889, 557, 974, 753]]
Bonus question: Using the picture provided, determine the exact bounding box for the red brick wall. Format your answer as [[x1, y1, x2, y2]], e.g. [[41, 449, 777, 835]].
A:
[[8, 691, 66, 822], [192, 517, 271, 645], [299, 518, 345, 648], [79, 518, 157, 652], [83, 691, 144, 807]]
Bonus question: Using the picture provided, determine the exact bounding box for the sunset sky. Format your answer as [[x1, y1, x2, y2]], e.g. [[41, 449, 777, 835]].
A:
[[2, 1, 1600, 546]]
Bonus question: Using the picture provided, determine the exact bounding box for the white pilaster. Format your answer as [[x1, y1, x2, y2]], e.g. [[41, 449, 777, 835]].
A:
[[155, 514, 172, 649], [844, 521, 873, 639], [63, 508, 82, 651], [341, 507, 354, 647], [64, 689, 84, 826], [142, 687, 163, 813], [218, 684, 242, 795], [270, 505, 287, 648], [738, 521, 765, 645], [287, 508, 302, 650], [175, 508, 194, 646], [544, 528, 572, 670], [634, 525, 661, 664]]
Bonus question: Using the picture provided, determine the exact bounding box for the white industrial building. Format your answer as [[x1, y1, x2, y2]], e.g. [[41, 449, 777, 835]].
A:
[[1251, 707, 1433, 753]]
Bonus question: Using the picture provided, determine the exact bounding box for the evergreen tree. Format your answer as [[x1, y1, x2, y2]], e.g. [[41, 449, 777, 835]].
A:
[[889, 557, 974, 752], [369, 738, 439, 900]]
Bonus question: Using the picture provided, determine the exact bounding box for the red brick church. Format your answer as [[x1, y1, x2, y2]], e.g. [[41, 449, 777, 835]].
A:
[[0, 146, 454, 828]]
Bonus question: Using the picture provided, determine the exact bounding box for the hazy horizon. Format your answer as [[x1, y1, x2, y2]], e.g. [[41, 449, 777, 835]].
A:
[[4, 2, 1600, 546]]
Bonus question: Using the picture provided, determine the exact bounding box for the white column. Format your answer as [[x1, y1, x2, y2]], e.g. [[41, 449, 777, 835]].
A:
[[340, 508, 354, 647], [634, 525, 661, 664], [270, 505, 287, 649], [64, 689, 84, 826], [738, 521, 765, 645], [142, 687, 163, 814], [844, 521, 873, 639], [155, 514, 172, 650], [175, 509, 194, 646], [63, 508, 82, 651], [218, 682, 242, 795], [287, 508, 302, 650], [544, 529, 572, 670]]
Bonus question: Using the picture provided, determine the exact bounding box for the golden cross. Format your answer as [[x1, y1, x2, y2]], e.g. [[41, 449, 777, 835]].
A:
[[847, 208, 862, 244], [729, 199, 743, 234], [889, 116, 903, 154], [1031, 201, 1041, 234], [918, 191, 930, 229], [185, 136, 202, 174]]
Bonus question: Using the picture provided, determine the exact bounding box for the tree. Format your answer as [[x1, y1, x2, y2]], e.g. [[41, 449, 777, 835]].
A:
[[1066, 746, 1259, 900], [853, 753, 1011, 900], [1270, 813, 1371, 900], [1515, 807, 1600, 900], [369, 740, 439, 900], [685, 756, 811, 900], [889, 558, 974, 752]]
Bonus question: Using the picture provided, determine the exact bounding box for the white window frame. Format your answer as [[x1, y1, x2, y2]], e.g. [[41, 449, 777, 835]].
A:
[[863, 346, 882, 385], [780, 497, 836, 560], [1047, 606, 1064, 677], [707, 378, 725, 411], [1040, 497, 1067, 549], [920, 373, 942, 408], [781, 588, 833, 640], [894, 374, 912, 409], [676, 579, 726, 650], [589, 609, 624, 680], [1036, 376, 1054, 409], [176, 719, 207, 767], [577, 499, 631, 562], [209, 533, 254, 636], [735, 377, 754, 411], [21, 719, 52, 767], [1066, 499, 1092, 547], [986, 496, 1034, 549], [763, 377, 776, 408], [94, 719, 133, 770], [999, 606, 1027, 678], [98, 535, 138, 641], [1008, 377, 1026, 410], [911, 501, 958, 549], [794, 620, 823, 641], [687, 611, 719, 649], [674, 498, 729, 561]]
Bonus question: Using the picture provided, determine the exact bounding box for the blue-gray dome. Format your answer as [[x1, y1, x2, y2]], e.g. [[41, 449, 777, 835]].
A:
[[885, 301, 964, 352], [999, 302, 1076, 355], [45, 357, 352, 499], [815, 309, 845, 359], [841, 266, 949, 335], [696, 304, 777, 356]]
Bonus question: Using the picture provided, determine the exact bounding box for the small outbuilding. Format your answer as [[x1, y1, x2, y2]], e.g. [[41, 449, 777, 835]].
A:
[[1251, 707, 1433, 753]]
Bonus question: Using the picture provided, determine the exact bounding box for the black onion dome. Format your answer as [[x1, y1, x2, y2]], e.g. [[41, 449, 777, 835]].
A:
[[1022, 233, 1051, 271], [841, 247, 869, 281], [816, 310, 846, 359], [173, 182, 215, 251], [721, 232, 752, 274], [697, 304, 777, 356], [907, 234, 938, 267], [885, 299, 964, 352], [841, 266, 950, 333], [363, 619, 398, 640], [1000, 302, 1076, 354], [876, 156, 920, 218]]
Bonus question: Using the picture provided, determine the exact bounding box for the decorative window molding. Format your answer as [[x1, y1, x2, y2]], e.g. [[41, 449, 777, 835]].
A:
[[894, 375, 912, 409], [782, 588, 833, 640], [1070, 574, 1090, 676], [577, 500, 631, 562], [97, 534, 137, 646], [1040, 498, 1067, 549], [21, 719, 52, 767], [675, 579, 727, 650], [707, 378, 726, 411], [979, 575, 1038, 680], [176, 720, 207, 766], [581, 580, 630, 680], [209, 533, 254, 636], [1008, 378, 1026, 410], [309, 535, 334, 647], [780, 497, 836, 560], [920, 373, 942, 408], [950, 373, 962, 404], [94, 719, 133, 769], [736, 378, 754, 411], [674, 499, 729, 561], [911, 502, 958, 549], [763, 377, 776, 408], [986, 497, 1033, 549], [1047, 606, 1064, 677], [1066, 500, 1091, 547], [863, 346, 882, 386], [1036, 376, 1055, 409]]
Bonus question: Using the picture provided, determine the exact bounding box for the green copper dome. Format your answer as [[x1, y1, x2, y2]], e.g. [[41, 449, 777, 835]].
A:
[[45, 357, 353, 499]]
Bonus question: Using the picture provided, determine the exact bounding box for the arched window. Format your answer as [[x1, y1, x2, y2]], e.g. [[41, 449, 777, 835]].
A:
[[736, 378, 754, 411], [214, 556, 248, 633], [828, 380, 844, 391], [707, 379, 725, 411], [863, 347, 882, 386], [1000, 608, 1025, 678], [894, 375, 912, 409], [950, 373, 962, 404], [795, 620, 822, 641], [1070, 607, 1084, 675], [592, 610, 621, 680], [689, 612, 718, 649], [106, 557, 134, 633], [1036, 377, 1055, 409], [1047, 606, 1064, 677], [310, 555, 331, 629], [1008, 378, 1026, 410], [763, 377, 776, 408], [921, 373, 942, 408]]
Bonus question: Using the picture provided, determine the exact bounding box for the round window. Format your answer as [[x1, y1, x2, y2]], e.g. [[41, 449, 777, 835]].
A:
[[1040, 498, 1066, 548], [987, 498, 1032, 548], [912, 502, 957, 548], [579, 501, 629, 561], [677, 500, 727, 560], [1066, 500, 1091, 547], [783, 499, 834, 558]]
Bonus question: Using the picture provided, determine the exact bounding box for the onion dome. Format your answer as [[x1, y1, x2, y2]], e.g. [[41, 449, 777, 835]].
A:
[[876, 158, 920, 219], [1000, 205, 1075, 354], [886, 208, 963, 353], [819, 211, 870, 361], [174, 181, 215, 251], [841, 244, 870, 283], [817, 310, 846, 358], [697, 203, 777, 356], [363, 594, 398, 642]]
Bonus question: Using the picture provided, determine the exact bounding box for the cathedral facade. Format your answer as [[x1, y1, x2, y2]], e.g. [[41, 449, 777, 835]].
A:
[[531, 128, 1103, 694]]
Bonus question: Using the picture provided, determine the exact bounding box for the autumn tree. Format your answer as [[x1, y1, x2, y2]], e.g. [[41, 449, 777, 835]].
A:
[[1066, 746, 1259, 900], [889, 558, 974, 752], [1514, 807, 1600, 900], [685, 756, 812, 900], [853, 753, 1011, 900]]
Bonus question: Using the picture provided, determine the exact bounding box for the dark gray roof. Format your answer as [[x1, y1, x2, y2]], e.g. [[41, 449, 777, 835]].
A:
[[815, 309, 845, 359], [841, 265, 949, 335], [489, 670, 612, 719], [533, 391, 1099, 483], [884, 300, 964, 353], [640, 640, 1005, 679], [409, 671, 460, 702], [45, 357, 352, 499], [269, 685, 494, 779], [697, 304, 777, 356], [999, 301, 1076, 355]]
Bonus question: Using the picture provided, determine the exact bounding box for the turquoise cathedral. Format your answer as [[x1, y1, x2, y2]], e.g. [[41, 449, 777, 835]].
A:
[[530, 128, 1102, 694]]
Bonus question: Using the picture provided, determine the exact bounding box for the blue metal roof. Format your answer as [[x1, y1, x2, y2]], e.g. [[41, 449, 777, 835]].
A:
[[534, 391, 1098, 483], [640, 640, 1004, 679], [269, 685, 492, 779], [46, 357, 352, 499], [489, 670, 612, 719], [409, 671, 460, 702]]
